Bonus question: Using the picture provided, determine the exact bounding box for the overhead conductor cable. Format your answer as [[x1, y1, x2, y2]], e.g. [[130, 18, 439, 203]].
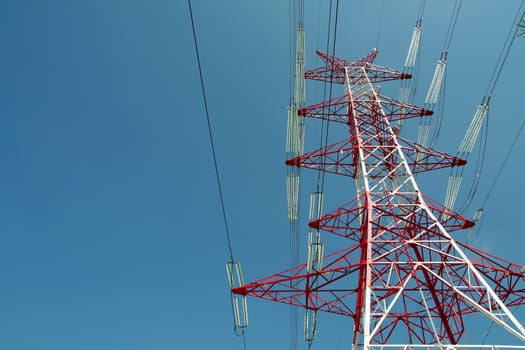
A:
[[188, 1, 249, 348], [398, 0, 425, 130], [444, 2, 524, 215], [286, 1, 305, 350], [416, 0, 462, 149]]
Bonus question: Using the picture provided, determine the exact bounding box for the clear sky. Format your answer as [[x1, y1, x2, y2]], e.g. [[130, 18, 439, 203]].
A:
[[0, 1, 524, 349]]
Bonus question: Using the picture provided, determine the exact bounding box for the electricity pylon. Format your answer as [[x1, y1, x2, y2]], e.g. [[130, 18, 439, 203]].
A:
[[232, 51, 525, 350]]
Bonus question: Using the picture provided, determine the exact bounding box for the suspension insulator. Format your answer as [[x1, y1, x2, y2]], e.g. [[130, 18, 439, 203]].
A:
[[226, 261, 249, 328], [304, 309, 318, 342]]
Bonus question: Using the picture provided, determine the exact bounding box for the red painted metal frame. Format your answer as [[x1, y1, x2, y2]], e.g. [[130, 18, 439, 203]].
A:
[[298, 92, 434, 124], [305, 50, 412, 84], [233, 51, 525, 347], [309, 192, 474, 242], [285, 136, 466, 177]]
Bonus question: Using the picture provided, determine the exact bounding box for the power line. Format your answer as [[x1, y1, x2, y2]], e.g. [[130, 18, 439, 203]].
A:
[[417, 0, 426, 19], [444, 2, 524, 216], [485, 2, 524, 98], [464, 4, 524, 210], [318, 0, 340, 194], [187, 0, 235, 263], [480, 5, 524, 180], [416, 0, 462, 148], [481, 117, 525, 210], [315, 0, 334, 190], [287, 2, 304, 349], [187, 2, 247, 348], [442, 0, 463, 52]]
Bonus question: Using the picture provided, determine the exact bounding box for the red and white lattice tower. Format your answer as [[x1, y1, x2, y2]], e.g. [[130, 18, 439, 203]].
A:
[[231, 50, 525, 350]]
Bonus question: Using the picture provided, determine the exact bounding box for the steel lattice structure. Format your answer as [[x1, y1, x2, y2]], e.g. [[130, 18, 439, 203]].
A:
[[232, 51, 525, 350]]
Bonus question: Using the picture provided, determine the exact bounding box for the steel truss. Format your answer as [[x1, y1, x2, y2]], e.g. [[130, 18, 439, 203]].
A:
[[233, 51, 525, 349]]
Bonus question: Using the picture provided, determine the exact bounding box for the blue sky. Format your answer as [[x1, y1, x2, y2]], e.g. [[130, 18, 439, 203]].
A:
[[0, 1, 524, 349]]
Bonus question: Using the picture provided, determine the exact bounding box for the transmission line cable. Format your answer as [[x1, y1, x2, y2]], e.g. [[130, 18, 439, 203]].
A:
[[315, 0, 334, 190], [468, 115, 525, 243], [286, 1, 306, 349], [481, 118, 525, 209], [297, 1, 340, 347], [485, 3, 524, 98], [445, 2, 524, 218], [519, 17, 525, 36], [398, 0, 425, 130], [319, 0, 340, 195], [188, 0, 235, 261], [466, 4, 524, 215], [187, 2, 247, 348], [442, 0, 462, 52], [418, 0, 426, 19], [416, 0, 462, 149]]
